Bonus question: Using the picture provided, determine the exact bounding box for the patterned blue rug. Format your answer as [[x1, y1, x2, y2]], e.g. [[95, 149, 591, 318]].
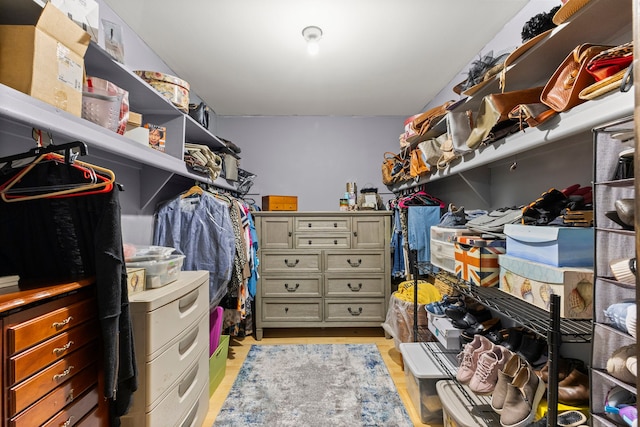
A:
[[213, 343, 413, 426]]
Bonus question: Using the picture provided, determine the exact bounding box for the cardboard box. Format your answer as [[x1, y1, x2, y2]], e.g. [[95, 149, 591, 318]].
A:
[[503, 224, 594, 267], [209, 335, 229, 396], [427, 313, 461, 350], [399, 342, 448, 424], [127, 111, 143, 128], [126, 267, 145, 296], [0, 3, 91, 117], [144, 123, 166, 152], [262, 195, 298, 211], [454, 236, 506, 287], [51, 0, 100, 42], [499, 254, 594, 319]]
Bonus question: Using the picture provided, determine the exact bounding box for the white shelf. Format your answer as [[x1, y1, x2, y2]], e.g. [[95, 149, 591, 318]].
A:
[[390, 89, 633, 192]]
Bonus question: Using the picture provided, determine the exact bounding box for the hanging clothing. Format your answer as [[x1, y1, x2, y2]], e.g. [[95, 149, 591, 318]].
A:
[[0, 161, 137, 425], [154, 190, 235, 308], [390, 205, 405, 278]]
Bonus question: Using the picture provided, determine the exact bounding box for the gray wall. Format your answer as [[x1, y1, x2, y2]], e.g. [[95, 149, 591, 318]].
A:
[[217, 115, 404, 211]]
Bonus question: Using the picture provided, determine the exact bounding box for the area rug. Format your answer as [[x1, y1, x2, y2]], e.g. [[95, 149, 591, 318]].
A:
[[213, 343, 413, 426]]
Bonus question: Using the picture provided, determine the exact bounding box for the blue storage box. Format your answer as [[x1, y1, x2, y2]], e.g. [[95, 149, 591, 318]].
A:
[[503, 224, 594, 267]]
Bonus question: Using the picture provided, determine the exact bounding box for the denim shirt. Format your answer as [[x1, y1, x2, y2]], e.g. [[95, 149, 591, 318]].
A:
[[154, 192, 235, 307]]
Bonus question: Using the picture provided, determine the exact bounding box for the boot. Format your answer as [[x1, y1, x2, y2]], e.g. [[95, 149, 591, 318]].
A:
[[499, 365, 546, 427]]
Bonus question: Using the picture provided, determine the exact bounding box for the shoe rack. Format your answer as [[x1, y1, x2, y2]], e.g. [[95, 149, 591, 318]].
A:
[[590, 116, 636, 427]]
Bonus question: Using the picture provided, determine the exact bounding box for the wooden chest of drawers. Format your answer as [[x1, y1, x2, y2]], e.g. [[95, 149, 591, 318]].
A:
[[0, 280, 108, 427], [122, 271, 210, 427], [253, 212, 392, 340]]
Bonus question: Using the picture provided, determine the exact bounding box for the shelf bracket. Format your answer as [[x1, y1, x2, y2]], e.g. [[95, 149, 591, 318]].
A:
[[140, 166, 175, 210], [457, 171, 490, 207]]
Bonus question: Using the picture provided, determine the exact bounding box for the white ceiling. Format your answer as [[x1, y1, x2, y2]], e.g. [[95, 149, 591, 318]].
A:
[[103, 0, 531, 117]]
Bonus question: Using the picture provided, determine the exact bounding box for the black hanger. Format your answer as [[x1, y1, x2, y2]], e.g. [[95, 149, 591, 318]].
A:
[[0, 141, 88, 174]]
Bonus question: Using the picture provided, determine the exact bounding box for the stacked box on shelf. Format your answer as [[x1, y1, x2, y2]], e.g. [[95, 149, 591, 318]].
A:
[[430, 226, 475, 274], [454, 235, 506, 287]]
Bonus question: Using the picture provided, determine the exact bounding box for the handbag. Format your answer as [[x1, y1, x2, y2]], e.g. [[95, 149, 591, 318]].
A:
[[408, 101, 454, 143], [382, 151, 410, 185], [508, 103, 557, 128], [466, 86, 545, 149], [585, 42, 633, 81], [418, 133, 446, 168], [541, 44, 612, 112], [188, 102, 210, 129], [409, 147, 430, 178]]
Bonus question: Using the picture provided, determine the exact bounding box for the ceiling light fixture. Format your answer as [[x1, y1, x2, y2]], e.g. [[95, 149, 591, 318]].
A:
[[302, 26, 323, 55]]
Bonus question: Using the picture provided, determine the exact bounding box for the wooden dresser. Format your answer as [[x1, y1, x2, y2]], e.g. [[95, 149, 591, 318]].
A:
[[121, 271, 210, 427], [253, 211, 392, 340], [0, 279, 108, 427]]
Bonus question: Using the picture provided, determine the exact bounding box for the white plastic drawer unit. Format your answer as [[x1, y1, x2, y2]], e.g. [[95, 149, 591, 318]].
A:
[[430, 239, 455, 273], [128, 271, 209, 359]]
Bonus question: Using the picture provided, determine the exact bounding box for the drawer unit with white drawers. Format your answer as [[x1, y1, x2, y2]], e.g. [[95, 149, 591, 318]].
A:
[[122, 271, 210, 427], [254, 212, 392, 340]]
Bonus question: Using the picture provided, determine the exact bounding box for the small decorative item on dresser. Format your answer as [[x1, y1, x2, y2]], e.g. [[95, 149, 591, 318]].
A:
[[262, 195, 298, 211], [126, 267, 145, 295]]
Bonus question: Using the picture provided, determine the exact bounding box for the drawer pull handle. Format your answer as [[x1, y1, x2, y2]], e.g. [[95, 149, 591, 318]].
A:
[[52, 316, 73, 330], [179, 289, 199, 313], [285, 307, 289, 313], [284, 259, 299, 267], [53, 341, 74, 356], [61, 417, 75, 427], [179, 363, 199, 398], [53, 365, 74, 381], [348, 307, 363, 316], [284, 283, 299, 292], [67, 388, 75, 403], [334, 240, 338, 245], [288, 232, 292, 237], [353, 231, 358, 237], [179, 327, 199, 355], [347, 283, 362, 292], [307, 223, 312, 228], [334, 222, 337, 227], [308, 240, 312, 245], [347, 258, 362, 267]]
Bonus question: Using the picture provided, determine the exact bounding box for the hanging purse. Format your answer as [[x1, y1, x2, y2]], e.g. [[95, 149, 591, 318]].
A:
[[541, 44, 612, 112], [508, 103, 557, 128], [409, 148, 430, 178], [407, 101, 454, 143], [188, 102, 210, 129], [382, 151, 410, 185], [466, 86, 545, 149]]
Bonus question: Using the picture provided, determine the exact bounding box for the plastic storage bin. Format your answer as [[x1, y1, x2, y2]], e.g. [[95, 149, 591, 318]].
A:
[[399, 342, 449, 424], [437, 380, 500, 426], [127, 254, 185, 289]]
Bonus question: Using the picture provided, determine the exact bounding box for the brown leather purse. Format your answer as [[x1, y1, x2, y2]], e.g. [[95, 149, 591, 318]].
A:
[[466, 86, 545, 149], [408, 101, 454, 141], [541, 44, 612, 112]]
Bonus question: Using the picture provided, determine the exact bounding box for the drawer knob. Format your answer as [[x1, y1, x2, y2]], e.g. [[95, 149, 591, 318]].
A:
[[347, 258, 362, 267], [348, 307, 363, 316], [353, 231, 358, 237], [334, 223, 337, 227], [308, 240, 312, 245], [52, 316, 73, 330], [53, 341, 75, 356], [308, 223, 312, 228], [53, 365, 74, 381], [285, 307, 289, 313], [334, 240, 338, 245], [288, 232, 292, 237], [284, 259, 299, 267], [284, 283, 300, 292], [347, 283, 362, 292], [61, 417, 75, 427]]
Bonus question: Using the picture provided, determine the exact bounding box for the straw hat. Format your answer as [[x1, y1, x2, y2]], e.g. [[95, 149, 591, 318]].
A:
[[553, 0, 591, 25]]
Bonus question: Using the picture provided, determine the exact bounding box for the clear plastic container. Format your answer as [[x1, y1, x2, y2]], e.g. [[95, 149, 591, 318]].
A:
[[81, 91, 122, 132], [124, 245, 176, 263], [127, 254, 185, 289]]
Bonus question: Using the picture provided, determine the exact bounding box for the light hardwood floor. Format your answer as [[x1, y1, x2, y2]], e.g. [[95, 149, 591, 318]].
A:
[[202, 327, 440, 427]]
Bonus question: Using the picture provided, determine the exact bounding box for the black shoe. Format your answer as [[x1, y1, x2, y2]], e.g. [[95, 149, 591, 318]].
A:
[[501, 327, 524, 351], [517, 334, 546, 364]]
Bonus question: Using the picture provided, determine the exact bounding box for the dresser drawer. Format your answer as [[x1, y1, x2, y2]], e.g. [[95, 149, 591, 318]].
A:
[[324, 251, 385, 272], [41, 384, 100, 427], [9, 320, 98, 384], [325, 275, 385, 297], [260, 251, 321, 273], [324, 300, 386, 322], [144, 313, 208, 408], [177, 381, 209, 427], [136, 283, 208, 359], [294, 233, 350, 249], [10, 341, 98, 415], [430, 239, 456, 273], [75, 404, 105, 427], [7, 296, 97, 355], [10, 364, 96, 427], [145, 349, 208, 427], [261, 299, 322, 322], [261, 276, 322, 297], [295, 217, 350, 232]]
